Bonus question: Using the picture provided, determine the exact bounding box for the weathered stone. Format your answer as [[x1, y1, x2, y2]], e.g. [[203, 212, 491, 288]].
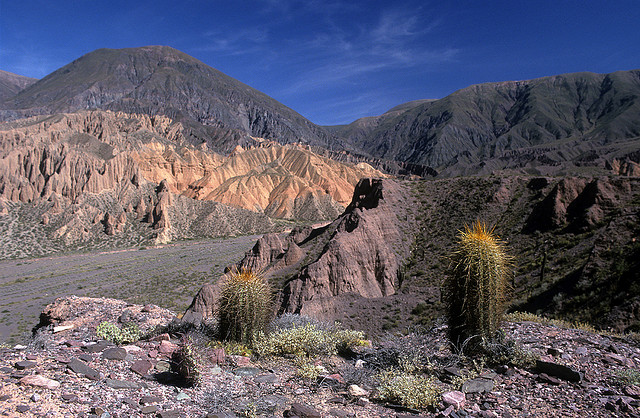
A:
[[183, 283, 218, 321], [105, 378, 142, 389], [159, 340, 178, 354], [19, 375, 60, 389], [538, 373, 562, 385], [62, 393, 78, 402], [140, 395, 163, 404], [14, 360, 37, 370], [348, 384, 369, 397], [462, 378, 494, 394], [234, 367, 261, 377], [442, 390, 465, 409], [68, 357, 101, 380], [102, 347, 127, 360], [141, 405, 159, 414], [16, 404, 30, 413], [130, 359, 153, 376], [285, 403, 322, 418], [78, 353, 94, 362], [84, 340, 113, 353], [254, 373, 279, 384]]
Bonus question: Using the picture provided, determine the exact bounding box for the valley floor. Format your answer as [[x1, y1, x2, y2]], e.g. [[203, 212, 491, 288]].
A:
[[0, 236, 260, 344]]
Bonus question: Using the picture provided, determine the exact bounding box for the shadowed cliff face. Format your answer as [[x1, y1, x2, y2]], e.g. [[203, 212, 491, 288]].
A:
[[237, 178, 415, 322]]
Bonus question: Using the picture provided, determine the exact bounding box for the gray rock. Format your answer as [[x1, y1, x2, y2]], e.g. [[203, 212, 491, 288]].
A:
[[254, 373, 279, 384], [462, 378, 494, 394], [83, 340, 113, 353], [140, 395, 163, 404], [141, 405, 159, 414], [535, 360, 582, 382], [14, 360, 37, 370], [68, 358, 101, 381], [104, 378, 142, 389], [102, 347, 127, 360], [285, 403, 322, 418], [234, 367, 261, 377]]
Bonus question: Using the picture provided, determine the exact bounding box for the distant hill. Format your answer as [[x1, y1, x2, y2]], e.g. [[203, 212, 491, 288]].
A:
[[0, 70, 37, 102], [332, 70, 640, 176], [0, 46, 343, 154]]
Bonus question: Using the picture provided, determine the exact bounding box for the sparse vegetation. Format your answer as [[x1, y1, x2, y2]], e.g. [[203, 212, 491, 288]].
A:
[[253, 315, 366, 357], [374, 369, 440, 410], [96, 321, 141, 345]]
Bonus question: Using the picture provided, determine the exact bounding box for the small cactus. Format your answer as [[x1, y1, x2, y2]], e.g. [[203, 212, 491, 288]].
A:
[[171, 338, 201, 386], [218, 267, 272, 346], [445, 221, 511, 350]]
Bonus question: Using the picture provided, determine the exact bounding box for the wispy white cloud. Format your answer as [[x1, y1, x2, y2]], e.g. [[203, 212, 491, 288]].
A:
[[196, 27, 269, 56], [277, 7, 459, 95]]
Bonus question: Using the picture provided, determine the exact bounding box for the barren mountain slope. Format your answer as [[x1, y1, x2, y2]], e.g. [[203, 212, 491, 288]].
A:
[[0, 46, 343, 153], [234, 175, 640, 337], [0, 70, 37, 102], [137, 141, 384, 220], [332, 70, 640, 176]]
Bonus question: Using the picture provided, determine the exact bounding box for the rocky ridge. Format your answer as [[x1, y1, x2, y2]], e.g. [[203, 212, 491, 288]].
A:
[[0, 46, 344, 154], [2, 296, 640, 417], [332, 69, 640, 176], [234, 174, 640, 336]]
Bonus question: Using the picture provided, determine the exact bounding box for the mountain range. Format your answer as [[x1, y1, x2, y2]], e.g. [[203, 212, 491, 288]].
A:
[[1, 45, 640, 335], [2, 46, 639, 177]]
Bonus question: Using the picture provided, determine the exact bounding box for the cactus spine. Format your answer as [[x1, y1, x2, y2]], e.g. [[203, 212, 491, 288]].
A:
[[445, 221, 511, 349], [218, 267, 272, 346]]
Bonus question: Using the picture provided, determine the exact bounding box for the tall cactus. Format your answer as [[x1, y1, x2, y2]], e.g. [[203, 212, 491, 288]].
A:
[[445, 221, 511, 350], [218, 267, 272, 346]]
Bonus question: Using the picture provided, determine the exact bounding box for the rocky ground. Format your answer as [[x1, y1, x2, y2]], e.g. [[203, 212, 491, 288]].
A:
[[2, 297, 640, 417]]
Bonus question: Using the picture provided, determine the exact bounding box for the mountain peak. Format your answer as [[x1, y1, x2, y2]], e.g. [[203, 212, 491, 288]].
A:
[[0, 46, 341, 154]]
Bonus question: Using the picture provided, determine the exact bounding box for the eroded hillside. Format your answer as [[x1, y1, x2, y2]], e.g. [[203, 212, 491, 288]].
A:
[[234, 175, 640, 337], [0, 111, 383, 258]]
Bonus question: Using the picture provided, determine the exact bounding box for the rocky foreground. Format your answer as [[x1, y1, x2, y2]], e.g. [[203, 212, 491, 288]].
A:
[[1, 297, 640, 417]]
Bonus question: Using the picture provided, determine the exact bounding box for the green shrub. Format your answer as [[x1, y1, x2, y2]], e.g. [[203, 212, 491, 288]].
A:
[[218, 267, 272, 346], [96, 321, 141, 345], [253, 319, 366, 357], [444, 221, 511, 350], [375, 369, 440, 410]]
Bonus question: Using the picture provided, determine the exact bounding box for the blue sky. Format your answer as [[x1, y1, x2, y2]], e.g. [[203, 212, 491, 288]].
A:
[[1, 1, 639, 125]]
